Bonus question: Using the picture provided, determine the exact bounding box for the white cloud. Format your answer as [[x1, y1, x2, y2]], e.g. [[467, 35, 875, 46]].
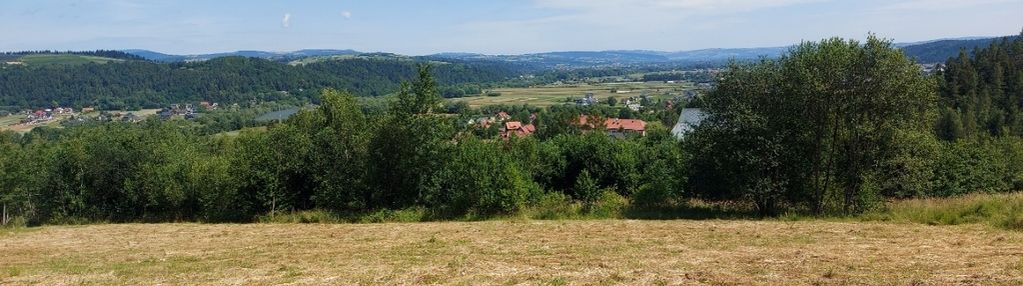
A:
[[341, 11, 352, 19], [877, 0, 1019, 11], [282, 13, 291, 28], [535, 0, 825, 15]]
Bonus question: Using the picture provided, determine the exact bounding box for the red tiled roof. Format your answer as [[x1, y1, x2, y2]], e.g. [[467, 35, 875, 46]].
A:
[[505, 121, 523, 130], [522, 124, 536, 133], [496, 111, 511, 119], [501, 121, 535, 138], [577, 115, 645, 131], [604, 118, 646, 131]]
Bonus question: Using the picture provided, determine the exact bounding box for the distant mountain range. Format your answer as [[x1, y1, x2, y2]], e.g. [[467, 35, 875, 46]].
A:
[[122, 49, 361, 62], [122, 35, 1018, 67]]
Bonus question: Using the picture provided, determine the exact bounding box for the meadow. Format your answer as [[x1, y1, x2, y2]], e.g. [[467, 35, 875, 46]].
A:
[[1, 220, 1020, 285], [451, 81, 695, 108], [3, 193, 1023, 285], [15, 54, 124, 66]]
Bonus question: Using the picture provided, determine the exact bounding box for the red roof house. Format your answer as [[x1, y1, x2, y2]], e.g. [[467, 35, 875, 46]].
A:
[[501, 121, 536, 138]]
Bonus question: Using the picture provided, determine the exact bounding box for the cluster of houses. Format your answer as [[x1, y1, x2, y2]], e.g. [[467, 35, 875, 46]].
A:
[[573, 93, 651, 111], [158, 102, 218, 120], [19, 107, 80, 125], [472, 111, 539, 139], [159, 104, 197, 119], [472, 111, 648, 139]]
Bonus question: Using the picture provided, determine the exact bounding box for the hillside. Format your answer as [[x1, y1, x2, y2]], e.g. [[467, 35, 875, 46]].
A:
[[120, 35, 1014, 67], [2, 221, 1020, 285], [14, 54, 124, 66], [0, 56, 521, 109], [900, 36, 1021, 63]]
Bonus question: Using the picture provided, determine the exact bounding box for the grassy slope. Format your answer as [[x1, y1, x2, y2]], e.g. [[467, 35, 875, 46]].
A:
[[2, 220, 1021, 285], [17, 54, 124, 66]]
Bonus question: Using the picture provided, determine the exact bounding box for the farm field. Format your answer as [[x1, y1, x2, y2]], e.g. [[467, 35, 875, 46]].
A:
[[453, 81, 698, 108], [2, 220, 1021, 285]]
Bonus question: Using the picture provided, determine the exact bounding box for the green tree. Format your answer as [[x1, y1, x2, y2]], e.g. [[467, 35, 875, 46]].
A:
[[690, 35, 937, 215]]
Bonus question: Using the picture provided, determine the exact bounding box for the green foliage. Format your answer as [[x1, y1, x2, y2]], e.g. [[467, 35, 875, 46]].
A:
[[862, 193, 1023, 230], [8, 35, 1023, 226], [428, 137, 538, 216], [939, 35, 1023, 138], [931, 140, 1012, 197], [0, 57, 519, 109], [689, 35, 936, 215], [573, 170, 602, 207]]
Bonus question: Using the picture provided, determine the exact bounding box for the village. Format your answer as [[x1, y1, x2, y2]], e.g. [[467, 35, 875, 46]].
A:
[[472, 110, 649, 140], [1, 101, 221, 132]]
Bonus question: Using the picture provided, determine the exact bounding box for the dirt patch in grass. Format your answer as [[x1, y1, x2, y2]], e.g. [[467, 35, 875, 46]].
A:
[[1, 220, 1021, 285]]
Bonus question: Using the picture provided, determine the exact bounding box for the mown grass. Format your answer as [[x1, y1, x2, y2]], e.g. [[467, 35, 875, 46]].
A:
[[861, 192, 1023, 230], [3, 220, 1021, 284]]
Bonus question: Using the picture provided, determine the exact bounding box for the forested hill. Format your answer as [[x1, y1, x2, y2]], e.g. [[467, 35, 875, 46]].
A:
[[937, 34, 1023, 139], [900, 36, 1021, 64], [0, 56, 521, 109]]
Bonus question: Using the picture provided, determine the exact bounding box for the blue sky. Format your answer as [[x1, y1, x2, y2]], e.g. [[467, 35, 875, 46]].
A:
[[1, 0, 1021, 55]]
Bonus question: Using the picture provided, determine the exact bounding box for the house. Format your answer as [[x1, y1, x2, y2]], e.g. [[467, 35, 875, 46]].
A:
[[604, 118, 647, 137], [122, 113, 141, 123], [200, 101, 219, 110], [81, 107, 96, 113], [496, 111, 512, 121], [29, 110, 52, 121], [575, 93, 597, 106], [500, 121, 536, 138], [577, 115, 647, 137], [671, 108, 706, 139]]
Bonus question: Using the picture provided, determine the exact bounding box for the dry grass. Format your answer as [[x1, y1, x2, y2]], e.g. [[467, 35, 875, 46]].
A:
[[2, 220, 1021, 285]]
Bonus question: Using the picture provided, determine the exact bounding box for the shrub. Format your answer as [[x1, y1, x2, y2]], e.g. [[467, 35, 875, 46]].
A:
[[863, 192, 1023, 230], [258, 210, 340, 224], [587, 190, 627, 218]]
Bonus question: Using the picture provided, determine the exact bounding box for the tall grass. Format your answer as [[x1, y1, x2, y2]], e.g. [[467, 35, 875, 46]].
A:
[[861, 193, 1023, 230]]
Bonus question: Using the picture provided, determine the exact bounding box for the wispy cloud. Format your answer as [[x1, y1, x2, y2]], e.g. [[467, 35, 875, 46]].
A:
[[282, 13, 291, 28], [877, 0, 1018, 11], [341, 11, 352, 19]]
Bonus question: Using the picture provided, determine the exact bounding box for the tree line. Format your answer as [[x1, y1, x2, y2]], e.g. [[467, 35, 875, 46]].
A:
[[3, 34, 1023, 225], [0, 56, 521, 110]]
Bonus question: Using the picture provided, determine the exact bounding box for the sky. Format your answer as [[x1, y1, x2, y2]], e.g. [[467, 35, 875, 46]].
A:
[[1, 0, 1022, 55]]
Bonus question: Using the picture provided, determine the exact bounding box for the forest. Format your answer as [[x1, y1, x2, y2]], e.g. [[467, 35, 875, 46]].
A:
[[0, 56, 521, 110], [2, 34, 1023, 226]]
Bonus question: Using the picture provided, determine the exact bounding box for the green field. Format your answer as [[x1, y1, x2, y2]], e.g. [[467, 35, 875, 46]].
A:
[[16, 54, 124, 66], [450, 82, 697, 108]]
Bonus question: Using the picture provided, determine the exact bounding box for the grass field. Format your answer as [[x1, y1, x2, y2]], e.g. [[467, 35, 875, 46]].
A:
[[2, 220, 1021, 285], [452, 82, 696, 108], [16, 54, 123, 66]]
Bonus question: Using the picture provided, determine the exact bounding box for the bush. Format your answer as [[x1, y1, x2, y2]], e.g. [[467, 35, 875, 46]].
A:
[[862, 192, 1023, 230], [356, 208, 429, 223], [525, 192, 580, 220], [587, 190, 627, 218], [931, 141, 1011, 197], [428, 138, 536, 217], [258, 210, 340, 224]]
